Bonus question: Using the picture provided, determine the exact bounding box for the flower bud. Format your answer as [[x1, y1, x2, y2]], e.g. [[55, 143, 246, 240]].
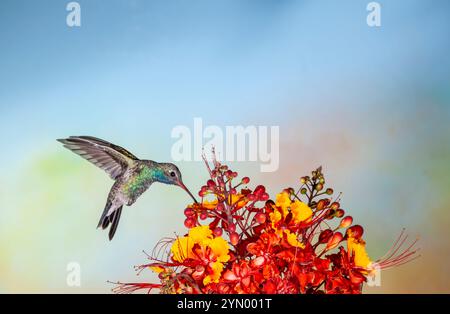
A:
[[220, 165, 228, 172], [318, 229, 333, 243], [213, 227, 223, 237], [335, 209, 345, 218], [241, 177, 250, 184], [184, 208, 194, 217], [184, 218, 196, 228], [347, 225, 364, 239], [254, 185, 266, 196], [216, 203, 225, 212], [325, 209, 335, 219], [326, 232, 343, 251], [200, 211, 208, 220], [315, 183, 324, 191], [255, 213, 266, 224], [339, 216, 353, 229], [260, 193, 269, 201], [158, 272, 166, 280], [228, 223, 236, 233], [331, 202, 340, 210], [207, 179, 216, 189], [230, 232, 240, 245], [284, 187, 295, 195], [316, 199, 326, 211]]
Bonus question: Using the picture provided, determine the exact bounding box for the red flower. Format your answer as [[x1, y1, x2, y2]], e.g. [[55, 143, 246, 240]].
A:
[[114, 154, 419, 294]]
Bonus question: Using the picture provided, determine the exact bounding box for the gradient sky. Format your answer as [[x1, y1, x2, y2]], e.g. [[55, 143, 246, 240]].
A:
[[0, 0, 449, 293]]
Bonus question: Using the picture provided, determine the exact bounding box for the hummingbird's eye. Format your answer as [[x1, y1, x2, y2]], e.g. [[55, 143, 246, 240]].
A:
[[170, 171, 176, 177]]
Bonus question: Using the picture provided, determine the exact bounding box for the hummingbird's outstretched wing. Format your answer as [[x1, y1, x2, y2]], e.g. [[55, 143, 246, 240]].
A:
[[57, 136, 139, 179]]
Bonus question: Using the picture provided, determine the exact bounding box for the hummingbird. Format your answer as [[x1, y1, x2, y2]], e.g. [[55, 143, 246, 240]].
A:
[[57, 136, 198, 241]]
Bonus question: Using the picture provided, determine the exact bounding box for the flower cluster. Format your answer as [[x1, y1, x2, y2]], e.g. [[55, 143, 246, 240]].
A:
[[114, 156, 419, 294]]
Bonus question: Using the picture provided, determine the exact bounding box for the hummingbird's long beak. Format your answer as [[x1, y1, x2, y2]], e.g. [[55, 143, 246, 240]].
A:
[[178, 181, 198, 204]]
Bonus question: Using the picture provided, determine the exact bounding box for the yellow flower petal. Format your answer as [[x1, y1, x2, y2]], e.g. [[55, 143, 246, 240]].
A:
[[290, 200, 313, 223], [206, 237, 230, 263], [269, 209, 282, 225], [202, 199, 218, 210], [230, 194, 248, 208], [188, 225, 213, 244], [203, 194, 247, 210], [171, 225, 231, 282], [276, 192, 291, 216], [149, 266, 165, 274], [347, 236, 372, 269], [203, 261, 224, 285], [285, 230, 305, 248], [171, 236, 194, 262]]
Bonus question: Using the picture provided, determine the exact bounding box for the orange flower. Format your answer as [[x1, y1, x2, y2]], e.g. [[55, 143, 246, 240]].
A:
[[269, 192, 313, 247], [275, 192, 291, 216], [170, 226, 230, 285], [272, 192, 313, 225], [201, 194, 248, 210], [290, 200, 313, 224], [117, 161, 419, 295], [285, 230, 305, 248], [347, 236, 372, 270]]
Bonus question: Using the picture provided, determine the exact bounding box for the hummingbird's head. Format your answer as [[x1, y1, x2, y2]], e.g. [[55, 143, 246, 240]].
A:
[[158, 163, 198, 204]]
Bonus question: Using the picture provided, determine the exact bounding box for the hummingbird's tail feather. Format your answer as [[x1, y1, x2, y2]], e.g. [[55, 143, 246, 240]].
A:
[[108, 206, 123, 241], [97, 200, 123, 241], [97, 201, 112, 229], [101, 213, 110, 229]]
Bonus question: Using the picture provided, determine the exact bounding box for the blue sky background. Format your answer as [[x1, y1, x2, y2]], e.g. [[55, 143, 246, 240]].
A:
[[0, 0, 449, 293]]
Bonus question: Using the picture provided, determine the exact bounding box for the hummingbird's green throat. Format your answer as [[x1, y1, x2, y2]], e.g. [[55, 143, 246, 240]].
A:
[[57, 136, 198, 241]]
